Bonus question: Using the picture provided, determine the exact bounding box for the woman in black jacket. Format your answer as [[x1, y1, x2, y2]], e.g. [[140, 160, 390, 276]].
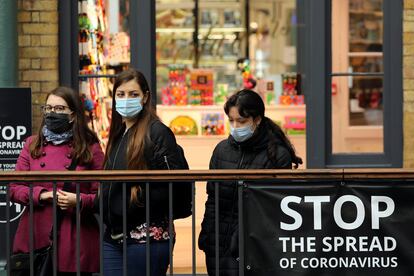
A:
[[99, 69, 191, 276], [198, 89, 302, 276]]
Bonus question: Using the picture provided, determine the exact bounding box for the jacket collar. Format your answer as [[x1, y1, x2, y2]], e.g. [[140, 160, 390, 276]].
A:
[[228, 122, 269, 152]]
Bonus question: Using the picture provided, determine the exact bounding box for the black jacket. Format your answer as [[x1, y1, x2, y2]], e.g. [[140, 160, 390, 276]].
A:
[[198, 123, 292, 275], [99, 120, 191, 239]]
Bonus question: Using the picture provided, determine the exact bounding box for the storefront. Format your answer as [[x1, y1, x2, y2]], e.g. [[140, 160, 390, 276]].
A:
[[55, 3, 402, 270], [57, 0, 403, 171]]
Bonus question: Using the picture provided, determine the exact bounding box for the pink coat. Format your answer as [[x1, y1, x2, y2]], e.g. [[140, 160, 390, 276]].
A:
[[10, 136, 104, 273]]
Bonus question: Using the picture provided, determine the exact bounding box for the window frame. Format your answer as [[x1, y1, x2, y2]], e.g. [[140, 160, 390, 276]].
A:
[[305, 0, 403, 168]]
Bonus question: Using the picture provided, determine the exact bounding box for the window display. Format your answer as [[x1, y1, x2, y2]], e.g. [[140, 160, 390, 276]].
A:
[[348, 0, 383, 126], [331, 0, 384, 154], [156, 0, 305, 145], [78, 0, 131, 148]]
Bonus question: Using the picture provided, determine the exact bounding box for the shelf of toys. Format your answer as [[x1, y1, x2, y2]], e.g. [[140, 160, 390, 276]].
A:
[[156, 60, 307, 168], [78, 0, 112, 148]]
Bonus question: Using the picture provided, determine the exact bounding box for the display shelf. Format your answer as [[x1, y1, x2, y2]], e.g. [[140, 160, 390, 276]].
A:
[[156, 28, 194, 33], [157, 104, 305, 112], [157, 2, 195, 10], [349, 9, 383, 16], [158, 59, 194, 65], [156, 27, 245, 34], [348, 52, 382, 57], [157, 104, 306, 139], [350, 39, 382, 45]]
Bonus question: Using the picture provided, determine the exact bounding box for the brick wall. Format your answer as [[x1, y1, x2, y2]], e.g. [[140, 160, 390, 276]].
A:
[[404, 0, 414, 167], [18, 0, 59, 133]]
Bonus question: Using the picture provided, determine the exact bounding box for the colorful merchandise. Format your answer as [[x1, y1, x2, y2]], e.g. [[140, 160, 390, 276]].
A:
[[279, 73, 304, 105], [283, 115, 306, 135], [237, 58, 256, 90], [215, 83, 229, 105], [257, 79, 275, 105], [161, 66, 189, 106], [169, 115, 198, 136], [190, 70, 214, 105], [78, 0, 110, 148], [201, 113, 225, 136], [281, 73, 298, 96]]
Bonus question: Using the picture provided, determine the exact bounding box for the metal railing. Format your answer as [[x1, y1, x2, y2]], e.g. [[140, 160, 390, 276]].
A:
[[1, 168, 414, 276]]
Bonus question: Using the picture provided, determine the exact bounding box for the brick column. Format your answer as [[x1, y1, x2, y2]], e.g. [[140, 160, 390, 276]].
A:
[[18, 0, 59, 132]]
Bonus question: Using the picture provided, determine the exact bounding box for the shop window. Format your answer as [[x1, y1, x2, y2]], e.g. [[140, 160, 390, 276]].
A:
[[331, 0, 384, 154], [78, 0, 131, 148], [155, 0, 307, 167]]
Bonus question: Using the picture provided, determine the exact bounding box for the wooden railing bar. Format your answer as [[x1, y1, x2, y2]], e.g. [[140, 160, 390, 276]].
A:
[[1, 169, 414, 182]]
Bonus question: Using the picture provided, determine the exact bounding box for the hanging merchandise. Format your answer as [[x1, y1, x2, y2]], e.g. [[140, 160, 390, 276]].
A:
[[237, 58, 257, 90], [78, 0, 111, 148]]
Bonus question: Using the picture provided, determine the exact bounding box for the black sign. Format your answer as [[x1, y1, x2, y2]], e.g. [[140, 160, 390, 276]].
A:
[[243, 181, 414, 276], [0, 88, 31, 266]]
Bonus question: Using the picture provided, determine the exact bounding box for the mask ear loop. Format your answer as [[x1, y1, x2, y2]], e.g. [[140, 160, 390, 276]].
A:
[[69, 112, 75, 124]]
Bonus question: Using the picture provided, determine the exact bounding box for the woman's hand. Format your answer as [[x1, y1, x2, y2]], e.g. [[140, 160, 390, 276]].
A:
[[57, 190, 79, 210], [39, 191, 54, 203]]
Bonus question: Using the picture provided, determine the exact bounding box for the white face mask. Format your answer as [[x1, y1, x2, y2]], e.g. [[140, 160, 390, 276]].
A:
[[115, 97, 143, 118], [230, 123, 255, 142]]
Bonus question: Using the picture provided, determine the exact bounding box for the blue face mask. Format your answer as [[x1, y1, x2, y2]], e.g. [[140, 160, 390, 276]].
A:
[[230, 124, 255, 142], [115, 97, 143, 118]]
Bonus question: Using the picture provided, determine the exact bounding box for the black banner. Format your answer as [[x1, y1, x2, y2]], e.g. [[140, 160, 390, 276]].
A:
[[0, 88, 32, 267], [243, 181, 414, 276]]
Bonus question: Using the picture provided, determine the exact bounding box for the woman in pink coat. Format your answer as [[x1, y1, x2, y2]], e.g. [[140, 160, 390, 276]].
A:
[[10, 87, 104, 275]]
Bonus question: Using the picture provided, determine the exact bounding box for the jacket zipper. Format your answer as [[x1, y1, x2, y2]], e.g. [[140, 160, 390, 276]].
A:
[[223, 146, 245, 249], [108, 131, 127, 236], [164, 155, 171, 170]]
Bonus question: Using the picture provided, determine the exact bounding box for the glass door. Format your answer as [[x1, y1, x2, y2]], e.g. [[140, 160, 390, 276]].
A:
[[331, 0, 384, 154]]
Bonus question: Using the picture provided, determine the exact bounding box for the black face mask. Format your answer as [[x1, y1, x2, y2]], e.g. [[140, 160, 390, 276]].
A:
[[44, 113, 72, 134]]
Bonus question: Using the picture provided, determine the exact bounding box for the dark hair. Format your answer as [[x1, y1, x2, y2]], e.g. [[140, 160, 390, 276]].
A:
[[105, 69, 159, 204], [30, 86, 99, 165], [224, 89, 302, 168], [105, 68, 158, 170]]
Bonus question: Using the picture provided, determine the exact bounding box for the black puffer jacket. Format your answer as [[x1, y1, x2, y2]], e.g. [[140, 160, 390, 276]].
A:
[[198, 123, 292, 276], [99, 120, 191, 241]]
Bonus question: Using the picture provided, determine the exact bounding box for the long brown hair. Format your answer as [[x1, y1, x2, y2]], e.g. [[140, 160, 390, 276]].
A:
[[30, 86, 99, 165], [105, 68, 158, 169], [104, 69, 158, 203]]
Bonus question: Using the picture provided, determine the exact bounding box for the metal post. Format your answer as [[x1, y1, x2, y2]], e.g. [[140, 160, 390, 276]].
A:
[[215, 182, 219, 275], [58, 0, 79, 89], [0, 0, 18, 87], [29, 184, 34, 276], [192, 182, 196, 276], [5, 184, 10, 276], [122, 182, 127, 276], [99, 182, 104, 276], [53, 183, 58, 276], [146, 182, 150, 276], [168, 182, 173, 275], [130, 0, 156, 105], [76, 183, 81, 276], [238, 181, 245, 276]]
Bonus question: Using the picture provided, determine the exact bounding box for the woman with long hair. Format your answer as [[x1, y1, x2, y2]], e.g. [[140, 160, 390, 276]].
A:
[[198, 89, 302, 276], [100, 68, 191, 276], [10, 86, 104, 275]]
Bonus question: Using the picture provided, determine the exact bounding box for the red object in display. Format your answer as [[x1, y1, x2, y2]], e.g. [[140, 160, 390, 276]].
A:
[[190, 69, 214, 105], [161, 67, 189, 105], [332, 83, 338, 95], [284, 115, 306, 130]]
